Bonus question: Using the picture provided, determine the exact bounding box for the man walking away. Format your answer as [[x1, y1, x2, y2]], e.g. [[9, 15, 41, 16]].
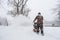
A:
[[33, 12, 44, 35]]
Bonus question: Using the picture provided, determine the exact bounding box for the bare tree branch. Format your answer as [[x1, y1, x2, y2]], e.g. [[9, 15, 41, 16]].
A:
[[14, 0, 17, 4], [8, 0, 30, 16], [24, 0, 28, 6]]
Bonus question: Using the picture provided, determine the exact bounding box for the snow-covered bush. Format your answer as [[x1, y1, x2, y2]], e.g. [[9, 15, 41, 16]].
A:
[[0, 17, 8, 26], [12, 15, 32, 26]]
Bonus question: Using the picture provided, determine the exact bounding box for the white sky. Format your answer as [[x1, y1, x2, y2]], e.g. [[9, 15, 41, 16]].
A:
[[27, 0, 57, 21], [0, 0, 58, 21]]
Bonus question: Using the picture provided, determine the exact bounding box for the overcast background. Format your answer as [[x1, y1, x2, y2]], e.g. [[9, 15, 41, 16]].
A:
[[0, 0, 58, 21], [27, 0, 57, 21]]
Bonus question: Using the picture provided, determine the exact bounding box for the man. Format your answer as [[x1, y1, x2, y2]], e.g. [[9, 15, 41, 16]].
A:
[[33, 12, 44, 35]]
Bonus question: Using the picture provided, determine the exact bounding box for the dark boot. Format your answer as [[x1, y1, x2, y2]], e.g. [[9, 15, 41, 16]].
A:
[[37, 29, 39, 34], [41, 30, 44, 36]]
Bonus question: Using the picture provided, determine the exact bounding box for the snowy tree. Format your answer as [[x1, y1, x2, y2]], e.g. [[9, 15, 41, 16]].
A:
[[8, 0, 30, 17], [0, 0, 3, 7], [52, 0, 60, 23]]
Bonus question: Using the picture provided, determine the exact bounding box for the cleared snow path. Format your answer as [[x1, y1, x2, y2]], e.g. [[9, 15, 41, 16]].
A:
[[0, 26, 60, 40]]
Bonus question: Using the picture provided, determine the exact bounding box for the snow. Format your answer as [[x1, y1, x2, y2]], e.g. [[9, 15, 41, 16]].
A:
[[0, 9, 60, 40], [0, 14, 59, 40], [0, 17, 8, 26], [0, 12, 60, 40], [0, 0, 60, 40], [0, 26, 60, 40], [10, 15, 32, 26]]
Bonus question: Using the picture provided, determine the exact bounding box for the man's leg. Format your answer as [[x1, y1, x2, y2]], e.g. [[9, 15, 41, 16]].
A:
[[40, 24, 44, 35], [37, 24, 39, 33]]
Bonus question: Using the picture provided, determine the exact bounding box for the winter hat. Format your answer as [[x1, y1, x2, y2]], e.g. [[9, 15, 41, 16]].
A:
[[38, 12, 41, 16]]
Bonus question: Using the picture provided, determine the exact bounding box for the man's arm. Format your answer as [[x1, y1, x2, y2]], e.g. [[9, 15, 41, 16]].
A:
[[33, 16, 37, 22], [42, 16, 43, 24], [42, 16, 43, 20]]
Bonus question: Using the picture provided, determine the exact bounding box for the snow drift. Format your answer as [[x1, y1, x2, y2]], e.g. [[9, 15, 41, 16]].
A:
[[11, 15, 32, 26], [0, 17, 8, 26]]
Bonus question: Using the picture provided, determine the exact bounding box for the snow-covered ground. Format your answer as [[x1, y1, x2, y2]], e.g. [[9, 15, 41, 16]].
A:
[[0, 26, 60, 40], [0, 0, 60, 40], [0, 14, 60, 40]]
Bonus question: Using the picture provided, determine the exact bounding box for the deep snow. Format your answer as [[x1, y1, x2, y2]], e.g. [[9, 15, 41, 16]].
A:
[[0, 26, 60, 40], [0, 0, 60, 40], [0, 14, 60, 40]]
